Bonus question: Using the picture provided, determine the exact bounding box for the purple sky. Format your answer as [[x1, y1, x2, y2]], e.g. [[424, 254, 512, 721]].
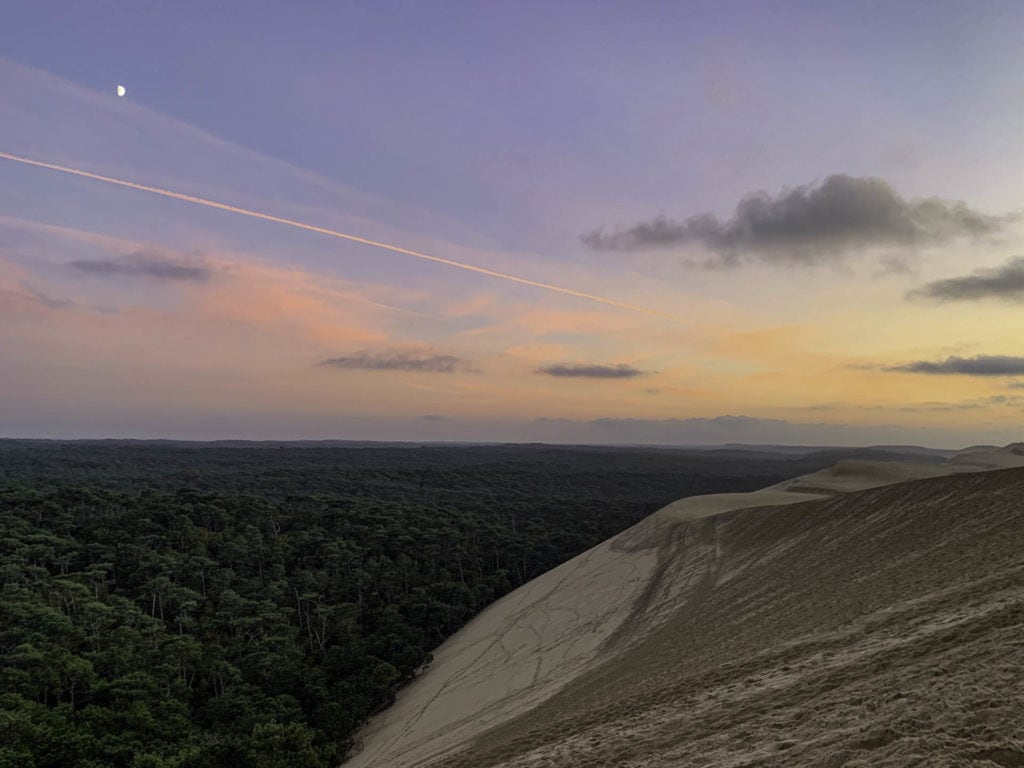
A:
[[2, 1, 1024, 445]]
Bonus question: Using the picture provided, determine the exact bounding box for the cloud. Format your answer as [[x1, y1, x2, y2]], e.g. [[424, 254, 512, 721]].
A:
[[531, 414, 950, 447], [70, 250, 212, 282], [982, 395, 1013, 405], [527, 412, 1023, 448], [897, 401, 980, 412], [875, 254, 915, 277], [583, 175, 1006, 265], [896, 394, 1020, 411], [21, 282, 72, 310], [0, 270, 72, 313], [319, 350, 469, 373], [883, 355, 1024, 376], [536, 363, 647, 379], [908, 256, 1024, 302]]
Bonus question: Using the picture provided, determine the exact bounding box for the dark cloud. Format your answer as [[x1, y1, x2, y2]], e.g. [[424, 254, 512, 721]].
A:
[[536, 363, 647, 379], [70, 250, 212, 282], [21, 282, 71, 310], [583, 175, 1006, 265], [908, 256, 1024, 302], [883, 355, 1024, 376], [319, 351, 468, 373]]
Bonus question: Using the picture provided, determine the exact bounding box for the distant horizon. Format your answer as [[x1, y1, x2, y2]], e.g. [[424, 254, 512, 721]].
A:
[[0, 432, 982, 454]]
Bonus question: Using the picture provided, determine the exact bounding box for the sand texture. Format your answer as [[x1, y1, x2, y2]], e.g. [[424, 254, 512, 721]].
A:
[[346, 447, 1024, 767], [344, 487, 823, 768]]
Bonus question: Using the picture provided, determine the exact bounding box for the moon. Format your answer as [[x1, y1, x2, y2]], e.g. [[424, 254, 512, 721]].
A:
[[116, 85, 126, 97]]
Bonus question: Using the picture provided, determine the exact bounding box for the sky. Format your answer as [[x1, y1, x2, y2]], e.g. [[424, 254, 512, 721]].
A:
[[2, 0, 1024, 447]]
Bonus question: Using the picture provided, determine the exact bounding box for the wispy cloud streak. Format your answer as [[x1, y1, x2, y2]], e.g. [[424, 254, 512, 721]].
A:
[[0, 151, 684, 322]]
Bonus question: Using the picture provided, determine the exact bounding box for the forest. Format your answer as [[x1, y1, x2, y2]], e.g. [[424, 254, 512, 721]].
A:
[[0, 441, 926, 767]]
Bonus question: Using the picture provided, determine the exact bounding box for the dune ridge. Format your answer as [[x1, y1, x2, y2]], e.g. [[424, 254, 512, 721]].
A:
[[347, 445, 1024, 767]]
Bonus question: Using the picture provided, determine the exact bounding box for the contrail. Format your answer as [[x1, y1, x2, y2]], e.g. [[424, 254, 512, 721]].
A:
[[0, 151, 683, 322]]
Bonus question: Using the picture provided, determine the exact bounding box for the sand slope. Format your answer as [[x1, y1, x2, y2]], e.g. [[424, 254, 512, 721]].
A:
[[345, 487, 823, 768], [346, 446, 1024, 767]]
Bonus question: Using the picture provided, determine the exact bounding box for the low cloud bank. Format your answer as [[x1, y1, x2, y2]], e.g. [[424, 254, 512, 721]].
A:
[[909, 256, 1024, 302], [883, 355, 1024, 376], [517, 414, 1012, 448], [9, 410, 1018, 449], [584, 175, 1006, 266], [320, 350, 468, 373], [536, 363, 646, 379]]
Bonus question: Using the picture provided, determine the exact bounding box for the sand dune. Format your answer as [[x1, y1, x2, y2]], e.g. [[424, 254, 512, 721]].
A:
[[767, 459, 962, 494], [345, 490, 804, 768], [346, 488, 830, 768], [346, 445, 1024, 767], [950, 442, 1024, 469]]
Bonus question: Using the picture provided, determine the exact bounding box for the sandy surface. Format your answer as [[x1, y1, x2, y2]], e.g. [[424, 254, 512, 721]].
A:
[[345, 446, 1024, 768], [343, 527, 660, 768], [766, 459, 964, 494], [345, 491, 827, 767], [950, 442, 1024, 469]]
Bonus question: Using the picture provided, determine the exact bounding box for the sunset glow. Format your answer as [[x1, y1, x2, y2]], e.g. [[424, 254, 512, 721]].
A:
[[2, 2, 1024, 445]]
